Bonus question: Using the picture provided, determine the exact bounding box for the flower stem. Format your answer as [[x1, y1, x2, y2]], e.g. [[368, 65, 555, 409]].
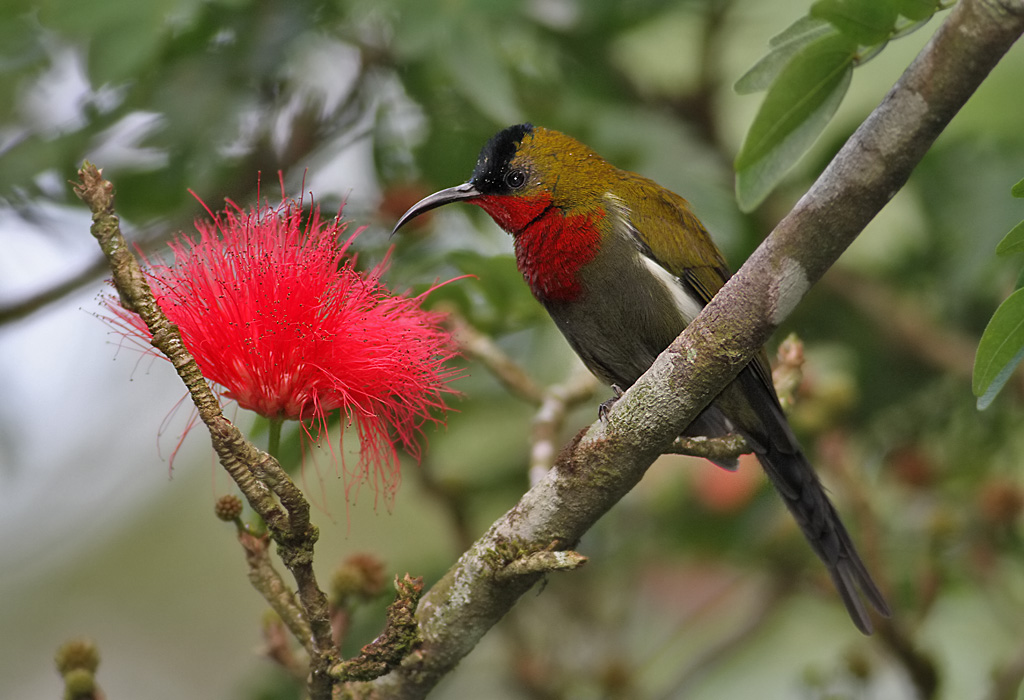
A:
[[267, 417, 283, 459]]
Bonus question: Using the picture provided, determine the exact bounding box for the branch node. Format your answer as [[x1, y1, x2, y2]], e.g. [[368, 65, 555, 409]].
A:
[[485, 539, 587, 581], [665, 434, 751, 462], [329, 575, 424, 682], [496, 549, 588, 580]]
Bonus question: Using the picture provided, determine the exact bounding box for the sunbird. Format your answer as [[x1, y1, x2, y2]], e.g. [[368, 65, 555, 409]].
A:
[[394, 124, 890, 634]]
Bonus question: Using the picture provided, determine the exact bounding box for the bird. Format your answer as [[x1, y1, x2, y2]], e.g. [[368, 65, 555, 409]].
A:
[[392, 123, 890, 634]]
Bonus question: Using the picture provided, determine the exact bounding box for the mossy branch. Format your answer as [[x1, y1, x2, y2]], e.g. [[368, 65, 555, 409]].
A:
[[330, 575, 425, 683]]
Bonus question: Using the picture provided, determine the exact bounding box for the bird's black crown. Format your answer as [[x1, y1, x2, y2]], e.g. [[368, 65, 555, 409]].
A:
[[470, 123, 534, 195]]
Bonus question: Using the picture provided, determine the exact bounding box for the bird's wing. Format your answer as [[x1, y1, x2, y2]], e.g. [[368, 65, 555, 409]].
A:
[[614, 172, 793, 451], [614, 173, 731, 304]]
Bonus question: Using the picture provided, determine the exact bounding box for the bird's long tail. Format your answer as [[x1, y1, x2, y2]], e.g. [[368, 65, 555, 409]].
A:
[[755, 444, 891, 634]]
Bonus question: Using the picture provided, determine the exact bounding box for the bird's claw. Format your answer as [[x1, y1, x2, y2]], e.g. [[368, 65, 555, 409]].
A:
[[598, 384, 624, 422]]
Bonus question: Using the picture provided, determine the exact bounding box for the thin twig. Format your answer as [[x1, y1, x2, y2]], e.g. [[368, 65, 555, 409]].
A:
[[529, 368, 600, 484], [876, 617, 940, 700], [263, 609, 310, 680], [446, 312, 546, 404], [238, 530, 313, 654], [664, 434, 750, 461], [985, 639, 1024, 700]]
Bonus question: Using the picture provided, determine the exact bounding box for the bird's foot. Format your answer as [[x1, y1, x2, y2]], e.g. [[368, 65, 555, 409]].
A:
[[598, 384, 624, 422]]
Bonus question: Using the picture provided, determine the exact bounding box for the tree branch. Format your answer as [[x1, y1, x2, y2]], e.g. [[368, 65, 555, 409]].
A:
[[238, 530, 314, 655], [353, 1, 1024, 696], [330, 575, 425, 682]]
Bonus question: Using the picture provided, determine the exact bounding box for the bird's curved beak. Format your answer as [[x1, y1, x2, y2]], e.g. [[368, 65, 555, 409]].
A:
[[392, 182, 481, 235]]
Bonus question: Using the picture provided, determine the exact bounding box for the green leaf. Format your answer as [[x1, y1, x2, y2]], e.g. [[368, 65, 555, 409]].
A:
[[735, 18, 835, 95], [811, 0, 900, 47], [974, 287, 1024, 409], [995, 220, 1024, 256], [735, 33, 856, 210], [976, 346, 1024, 410], [1014, 265, 1024, 291], [895, 0, 940, 22], [1012, 177, 1024, 198], [768, 15, 834, 49]]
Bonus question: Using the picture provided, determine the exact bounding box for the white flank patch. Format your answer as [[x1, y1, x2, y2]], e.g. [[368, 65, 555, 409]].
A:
[[605, 190, 705, 324], [770, 257, 810, 325], [640, 255, 705, 324]]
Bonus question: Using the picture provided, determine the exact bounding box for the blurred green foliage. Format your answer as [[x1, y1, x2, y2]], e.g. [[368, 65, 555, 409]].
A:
[[3, 0, 1024, 698], [974, 178, 1024, 409], [734, 1, 947, 209]]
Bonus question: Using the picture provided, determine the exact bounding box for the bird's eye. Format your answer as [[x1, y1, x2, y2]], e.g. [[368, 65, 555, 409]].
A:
[[504, 169, 527, 190]]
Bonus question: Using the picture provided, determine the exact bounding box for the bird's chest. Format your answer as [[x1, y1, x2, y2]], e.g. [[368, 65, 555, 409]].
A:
[[540, 240, 702, 387], [508, 203, 604, 303]]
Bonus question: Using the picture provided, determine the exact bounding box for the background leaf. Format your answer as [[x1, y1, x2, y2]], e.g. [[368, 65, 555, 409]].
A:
[[974, 287, 1024, 408], [734, 33, 856, 210], [896, 0, 941, 23], [811, 0, 901, 46], [734, 17, 835, 95], [995, 220, 1024, 257]]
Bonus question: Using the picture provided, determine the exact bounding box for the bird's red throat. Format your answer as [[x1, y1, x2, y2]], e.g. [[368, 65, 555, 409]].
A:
[[475, 193, 603, 303]]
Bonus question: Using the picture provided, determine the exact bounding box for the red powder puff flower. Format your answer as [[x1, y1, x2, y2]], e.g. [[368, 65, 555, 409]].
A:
[[106, 190, 460, 502]]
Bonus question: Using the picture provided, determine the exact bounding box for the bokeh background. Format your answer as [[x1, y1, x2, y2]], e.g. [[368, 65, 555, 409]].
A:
[[2, 1, 1024, 698]]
